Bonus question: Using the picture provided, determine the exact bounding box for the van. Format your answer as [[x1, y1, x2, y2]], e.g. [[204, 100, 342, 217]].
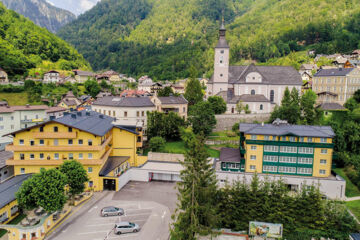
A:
[[100, 206, 124, 217], [114, 222, 140, 235]]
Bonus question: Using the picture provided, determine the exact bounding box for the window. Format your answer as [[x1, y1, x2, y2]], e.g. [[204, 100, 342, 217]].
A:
[[20, 168, 25, 174], [297, 168, 312, 174], [299, 137, 305, 142], [319, 169, 326, 175], [298, 157, 313, 164], [250, 146, 257, 150], [250, 155, 256, 160], [124, 112, 127, 117], [79, 153, 83, 159], [278, 166, 296, 173], [321, 149, 328, 154], [272, 136, 277, 140], [88, 140, 93, 146], [11, 125, 14, 129], [54, 126, 58, 132], [108, 110, 111, 116], [298, 147, 313, 154], [54, 139, 58, 146], [320, 159, 327, 164], [40, 153, 44, 159], [39, 139, 44, 145], [0, 117, 3, 121], [263, 165, 277, 172], [88, 153, 93, 159], [280, 146, 297, 153], [281, 136, 287, 141], [54, 153, 59, 160], [183, 107, 185, 113], [220, 50, 224, 54], [270, 90, 274, 102], [307, 137, 313, 142], [68, 139, 73, 145], [88, 167, 93, 173], [68, 153, 73, 160], [279, 156, 297, 163], [113, 111, 116, 117], [78, 139, 83, 145], [289, 136, 296, 142], [251, 135, 257, 140], [68, 127, 72, 132], [251, 89, 255, 95], [11, 116, 13, 120], [19, 139, 24, 145], [89, 181, 93, 188], [259, 104, 263, 110], [263, 155, 278, 162], [40, 126, 44, 132], [320, 138, 327, 143], [137, 111, 140, 117], [20, 154, 25, 160], [30, 140, 35, 146], [142, 111, 145, 117], [250, 165, 256, 170], [264, 145, 278, 152], [264, 136, 270, 140]]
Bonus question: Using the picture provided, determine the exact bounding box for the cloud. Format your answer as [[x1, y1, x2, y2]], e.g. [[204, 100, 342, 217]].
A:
[[80, 0, 97, 12], [45, 0, 100, 16]]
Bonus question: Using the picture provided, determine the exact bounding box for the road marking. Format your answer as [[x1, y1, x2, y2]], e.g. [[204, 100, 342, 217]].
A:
[[162, 211, 166, 219], [88, 205, 98, 213], [77, 230, 109, 235], [123, 213, 150, 217]]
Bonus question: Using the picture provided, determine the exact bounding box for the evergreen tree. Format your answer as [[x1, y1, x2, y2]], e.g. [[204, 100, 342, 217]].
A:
[[208, 96, 227, 114], [300, 90, 320, 124], [157, 86, 178, 97], [188, 101, 216, 136], [184, 74, 204, 106], [171, 134, 219, 239]]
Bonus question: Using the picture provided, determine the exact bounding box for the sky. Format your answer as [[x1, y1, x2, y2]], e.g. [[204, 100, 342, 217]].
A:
[[46, 0, 100, 16]]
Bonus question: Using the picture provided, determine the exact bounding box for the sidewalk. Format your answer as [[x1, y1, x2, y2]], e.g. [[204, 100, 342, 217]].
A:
[[345, 196, 360, 201]]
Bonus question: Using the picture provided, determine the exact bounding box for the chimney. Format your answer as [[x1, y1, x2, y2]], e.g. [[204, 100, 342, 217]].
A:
[[71, 114, 76, 119]]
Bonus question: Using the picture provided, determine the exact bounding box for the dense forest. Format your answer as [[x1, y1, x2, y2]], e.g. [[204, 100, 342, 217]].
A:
[[0, 3, 90, 79], [58, 0, 360, 80]]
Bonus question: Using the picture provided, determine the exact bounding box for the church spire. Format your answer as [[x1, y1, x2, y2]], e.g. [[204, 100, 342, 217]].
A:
[[216, 18, 229, 48]]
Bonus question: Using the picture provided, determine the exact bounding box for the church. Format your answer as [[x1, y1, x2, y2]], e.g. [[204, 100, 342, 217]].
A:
[[206, 23, 302, 114]]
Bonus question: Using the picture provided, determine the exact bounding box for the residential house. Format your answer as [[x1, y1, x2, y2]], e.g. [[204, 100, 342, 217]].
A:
[[0, 105, 49, 150], [138, 76, 153, 85], [0, 151, 13, 183], [206, 23, 302, 114], [299, 64, 318, 77], [73, 70, 95, 83], [96, 91, 112, 99], [96, 70, 121, 83], [120, 90, 150, 97], [152, 96, 188, 119], [5, 110, 145, 191], [59, 76, 77, 84], [313, 68, 360, 105], [57, 91, 82, 109], [317, 102, 346, 118], [0, 68, 9, 83], [351, 50, 360, 60], [332, 56, 348, 68], [43, 70, 60, 83], [92, 96, 155, 132], [138, 82, 163, 95], [347, 60, 360, 68]]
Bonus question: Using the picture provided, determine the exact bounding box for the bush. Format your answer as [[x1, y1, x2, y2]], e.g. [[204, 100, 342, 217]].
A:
[[149, 136, 166, 152], [232, 122, 239, 135]]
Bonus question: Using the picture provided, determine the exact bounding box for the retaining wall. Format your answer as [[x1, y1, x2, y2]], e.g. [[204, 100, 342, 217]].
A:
[[214, 113, 270, 131]]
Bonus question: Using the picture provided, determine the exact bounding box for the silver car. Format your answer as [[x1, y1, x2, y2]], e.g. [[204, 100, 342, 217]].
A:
[[100, 206, 124, 217], [114, 222, 140, 235]]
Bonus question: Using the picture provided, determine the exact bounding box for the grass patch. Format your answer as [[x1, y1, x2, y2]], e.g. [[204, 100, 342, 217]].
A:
[[0, 213, 26, 237], [0, 92, 30, 105], [208, 131, 239, 141], [346, 200, 360, 221], [333, 168, 360, 197], [163, 141, 187, 154]]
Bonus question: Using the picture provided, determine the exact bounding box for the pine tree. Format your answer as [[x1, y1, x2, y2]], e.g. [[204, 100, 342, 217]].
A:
[[171, 134, 218, 239]]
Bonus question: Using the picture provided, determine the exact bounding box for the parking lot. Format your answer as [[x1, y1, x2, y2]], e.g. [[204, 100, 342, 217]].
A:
[[48, 181, 177, 240]]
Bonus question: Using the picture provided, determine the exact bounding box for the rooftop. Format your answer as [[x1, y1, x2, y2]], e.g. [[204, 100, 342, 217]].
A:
[[0, 151, 13, 169], [220, 148, 240, 163], [240, 119, 335, 138], [99, 156, 129, 176], [93, 96, 155, 107], [314, 68, 354, 77], [0, 105, 49, 113], [157, 96, 188, 105], [0, 174, 32, 209], [318, 102, 346, 111], [46, 106, 67, 113]]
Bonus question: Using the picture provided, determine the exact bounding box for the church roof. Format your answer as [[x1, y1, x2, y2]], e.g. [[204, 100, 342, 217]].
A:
[[215, 37, 229, 48], [228, 94, 270, 104]]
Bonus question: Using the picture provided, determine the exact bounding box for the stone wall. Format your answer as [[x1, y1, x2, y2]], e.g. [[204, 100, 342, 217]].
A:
[[214, 113, 270, 131]]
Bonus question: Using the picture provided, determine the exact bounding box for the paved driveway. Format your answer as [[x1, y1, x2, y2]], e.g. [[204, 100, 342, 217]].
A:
[[48, 181, 178, 240]]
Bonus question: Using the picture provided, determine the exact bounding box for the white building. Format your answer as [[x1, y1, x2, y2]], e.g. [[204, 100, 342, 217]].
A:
[[207, 22, 302, 114], [43, 70, 60, 83]]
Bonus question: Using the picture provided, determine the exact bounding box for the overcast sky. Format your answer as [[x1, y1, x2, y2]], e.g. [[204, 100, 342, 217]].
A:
[[46, 0, 100, 16]]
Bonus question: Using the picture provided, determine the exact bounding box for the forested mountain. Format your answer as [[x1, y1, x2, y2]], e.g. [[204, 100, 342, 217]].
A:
[[0, 2, 90, 78], [1, 0, 76, 32], [58, 0, 360, 80]]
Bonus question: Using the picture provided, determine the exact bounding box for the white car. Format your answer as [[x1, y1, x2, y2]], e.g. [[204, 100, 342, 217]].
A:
[[114, 222, 140, 234]]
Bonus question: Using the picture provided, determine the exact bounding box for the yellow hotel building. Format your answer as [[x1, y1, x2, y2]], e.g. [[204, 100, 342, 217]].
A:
[[220, 119, 335, 178], [4, 110, 145, 191]]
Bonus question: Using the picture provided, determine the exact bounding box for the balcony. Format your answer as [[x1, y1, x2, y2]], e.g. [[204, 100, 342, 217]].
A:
[[33, 132, 77, 139], [21, 118, 48, 124]]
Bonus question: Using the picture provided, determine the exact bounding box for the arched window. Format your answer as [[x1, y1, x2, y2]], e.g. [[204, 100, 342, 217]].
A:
[[260, 104, 263, 110], [251, 90, 255, 95], [270, 90, 274, 102]]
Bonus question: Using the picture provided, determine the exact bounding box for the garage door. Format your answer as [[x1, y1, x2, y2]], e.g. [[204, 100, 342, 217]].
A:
[[151, 172, 181, 182]]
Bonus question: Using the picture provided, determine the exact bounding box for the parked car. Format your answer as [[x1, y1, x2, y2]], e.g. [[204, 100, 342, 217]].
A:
[[114, 222, 140, 235], [100, 206, 124, 217]]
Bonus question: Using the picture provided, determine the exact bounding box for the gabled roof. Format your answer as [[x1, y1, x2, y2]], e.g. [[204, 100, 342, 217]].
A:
[[318, 102, 346, 111], [0, 174, 32, 209], [93, 96, 155, 107], [157, 95, 188, 105], [220, 148, 240, 163], [228, 94, 270, 104], [300, 64, 318, 70], [314, 68, 354, 77], [0, 105, 49, 113]]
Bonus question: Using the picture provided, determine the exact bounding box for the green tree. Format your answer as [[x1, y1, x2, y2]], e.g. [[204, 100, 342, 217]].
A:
[[157, 86, 178, 97], [208, 96, 227, 114], [100, 79, 110, 89], [171, 134, 218, 239], [188, 101, 216, 136], [184, 78, 203, 106], [149, 136, 165, 152], [236, 101, 245, 114], [16, 169, 67, 213], [60, 160, 89, 198], [354, 89, 360, 103], [85, 79, 101, 98], [147, 111, 186, 140], [300, 90, 320, 124]]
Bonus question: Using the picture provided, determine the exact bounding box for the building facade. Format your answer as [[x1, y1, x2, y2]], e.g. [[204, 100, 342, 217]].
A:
[[43, 71, 60, 83], [0, 68, 9, 83], [57, 91, 82, 109], [207, 23, 302, 114], [313, 68, 360, 105], [73, 70, 95, 83], [5, 111, 144, 191], [151, 96, 188, 119]]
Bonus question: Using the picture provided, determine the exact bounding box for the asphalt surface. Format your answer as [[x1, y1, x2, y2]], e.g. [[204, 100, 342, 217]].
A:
[[47, 181, 177, 240]]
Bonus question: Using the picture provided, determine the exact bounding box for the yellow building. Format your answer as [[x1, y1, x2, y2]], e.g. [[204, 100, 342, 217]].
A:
[[57, 91, 82, 110], [4, 110, 143, 191], [220, 119, 335, 178]]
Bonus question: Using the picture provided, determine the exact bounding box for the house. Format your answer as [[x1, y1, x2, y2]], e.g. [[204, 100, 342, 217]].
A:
[[332, 56, 348, 68], [73, 70, 95, 83], [46, 106, 67, 119], [350, 233, 360, 240], [0, 105, 49, 150], [120, 90, 150, 97], [215, 119, 345, 199], [348, 60, 360, 68], [302, 80, 312, 93], [152, 95, 188, 119], [317, 102, 346, 118], [59, 76, 77, 84], [43, 70, 60, 83], [4, 110, 145, 191], [206, 22, 302, 114], [92, 96, 155, 133], [57, 91, 82, 109], [138, 82, 163, 94], [96, 70, 121, 83], [0, 151, 13, 183], [0, 68, 9, 83], [313, 68, 360, 105], [351, 49, 360, 60], [138, 75, 153, 85], [96, 91, 112, 99], [299, 64, 318, 77]]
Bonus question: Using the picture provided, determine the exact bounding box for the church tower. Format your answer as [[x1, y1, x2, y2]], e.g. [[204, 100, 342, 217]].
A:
[[212, 20, 230, 95]]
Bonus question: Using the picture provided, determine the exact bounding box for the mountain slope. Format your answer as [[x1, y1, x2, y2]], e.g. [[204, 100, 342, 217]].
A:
[[58, 0, 360, 80], [45, 0, 99, 16], [1, 0, 76, 32], [0, 2, 90, 78]]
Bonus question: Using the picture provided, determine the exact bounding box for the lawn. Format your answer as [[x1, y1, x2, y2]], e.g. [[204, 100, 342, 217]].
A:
[[0, 213, 26, 237], [163, 141, 220, 158], [0, 92, 30, 105], [208, 131, 239, 141], [346, 200, 360, 222], [333, 168, 360, 197]]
